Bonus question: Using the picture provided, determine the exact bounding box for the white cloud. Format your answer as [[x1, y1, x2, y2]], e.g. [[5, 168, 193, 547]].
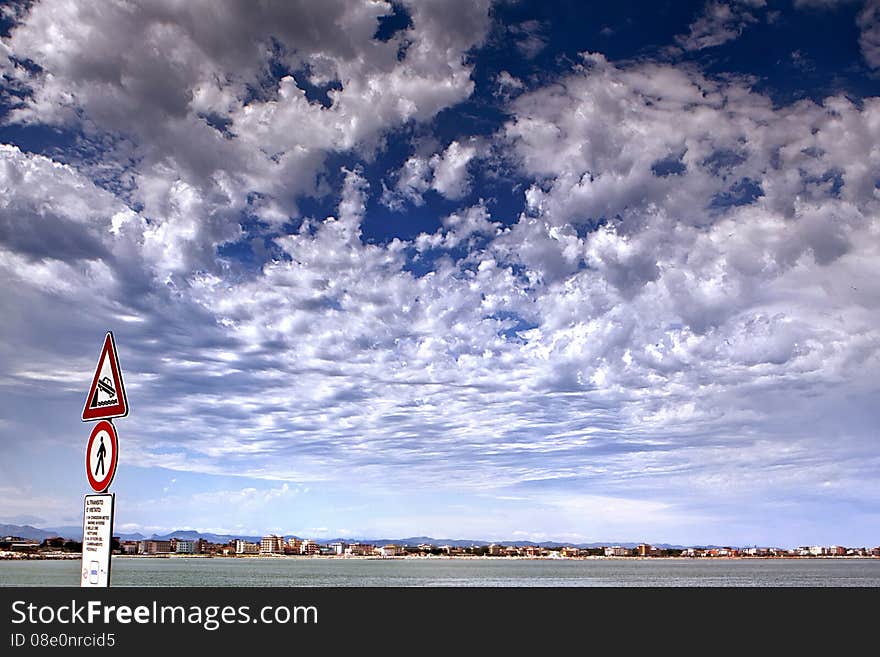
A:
[[431, 141, 481, 200], [675, 0, 766, 51], [2, 0, 493, 273], [858, 0, 880, 68], [384, 138, 483, 207], [504, 53, 880, 229], [2, 51, 878, 516], [414, 202, 499, 251], [494, 70, 525, 101], [509, 19, 548, 60]]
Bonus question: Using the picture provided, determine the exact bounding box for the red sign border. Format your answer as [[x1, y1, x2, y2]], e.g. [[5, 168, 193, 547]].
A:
[[82, 332, 128, 422], [86, 420, 119, 493]]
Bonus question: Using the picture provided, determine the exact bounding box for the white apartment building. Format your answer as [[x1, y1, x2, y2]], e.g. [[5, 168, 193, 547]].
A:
[[379, 544, 403, 557], [235, 539, 259, 555], [260, 535, 285, 554], [604, 546, 629, 557]]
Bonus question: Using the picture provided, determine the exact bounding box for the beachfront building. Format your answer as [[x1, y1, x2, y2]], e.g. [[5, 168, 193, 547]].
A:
[[2, 539, 39, 552], [487, 544, 506, 556], [300, 539, 320, 555], [260, 535, 285, 555], [329, 542, 346, 555], [605, 546, 629, 557], [710, 548, 739, 557], [140, 540, 172, 554], [235, 540, 259, 555], [174, 539, 196, 554], [346, 543, 375, 556], [287, 537, 302, 553], [379, 544, 403, 557]]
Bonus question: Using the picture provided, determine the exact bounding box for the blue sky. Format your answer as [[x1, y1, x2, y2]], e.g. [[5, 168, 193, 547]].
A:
[[1, 0, 879, 547]]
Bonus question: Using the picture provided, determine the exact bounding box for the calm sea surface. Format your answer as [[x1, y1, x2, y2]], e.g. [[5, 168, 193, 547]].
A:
[[2, 557, 879, 587]]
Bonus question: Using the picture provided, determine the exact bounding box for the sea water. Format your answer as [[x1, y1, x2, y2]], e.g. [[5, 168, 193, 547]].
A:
[[2, 557, 879, 587]]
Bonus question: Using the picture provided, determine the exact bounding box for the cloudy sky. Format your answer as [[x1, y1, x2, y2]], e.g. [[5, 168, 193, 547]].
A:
[[1, 0, 878, 547]]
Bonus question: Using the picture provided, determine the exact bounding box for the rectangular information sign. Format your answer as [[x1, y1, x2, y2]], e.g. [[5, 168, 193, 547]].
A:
[[80, 493, 114, 587]]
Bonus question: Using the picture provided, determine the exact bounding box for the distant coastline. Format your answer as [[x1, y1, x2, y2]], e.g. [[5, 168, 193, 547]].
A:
[[5, 524, 879, 563], [3, 551, 878, 562]]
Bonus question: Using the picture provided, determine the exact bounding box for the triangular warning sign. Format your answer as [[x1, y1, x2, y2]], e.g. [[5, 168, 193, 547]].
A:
[[82, 332, 128, 421]]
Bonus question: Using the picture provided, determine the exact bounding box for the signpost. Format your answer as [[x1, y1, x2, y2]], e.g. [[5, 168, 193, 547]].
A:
[[80, 331, 127, 588], [81, 494, 114, 587]]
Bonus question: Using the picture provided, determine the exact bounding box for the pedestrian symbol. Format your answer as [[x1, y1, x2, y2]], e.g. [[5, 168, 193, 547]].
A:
[[86, 420, 118, 493], [95, 435, 106, 477]]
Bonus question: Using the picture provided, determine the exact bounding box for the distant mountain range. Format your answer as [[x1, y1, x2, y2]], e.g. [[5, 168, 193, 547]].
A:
[[1, 523, 705, 549], [0, 524, 261, 544], [1, 524, 73, 542]]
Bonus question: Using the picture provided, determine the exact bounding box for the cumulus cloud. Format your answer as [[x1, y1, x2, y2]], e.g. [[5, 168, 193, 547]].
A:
[[2, 0, 493, 276], [487, 56, 880, 521], [494, 70, 525, 101], [146, 41, 880, 507], [414, 202, 499, 251], [504, 52, 879, 228], [383, 138, 483, 207]]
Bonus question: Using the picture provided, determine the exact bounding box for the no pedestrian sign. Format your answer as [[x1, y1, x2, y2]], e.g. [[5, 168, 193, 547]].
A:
[[86, 419, 119, 493]]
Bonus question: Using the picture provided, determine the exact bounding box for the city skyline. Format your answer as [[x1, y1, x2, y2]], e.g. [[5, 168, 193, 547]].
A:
[[1, 0, 879, 548], [4, 520, 878, 554]]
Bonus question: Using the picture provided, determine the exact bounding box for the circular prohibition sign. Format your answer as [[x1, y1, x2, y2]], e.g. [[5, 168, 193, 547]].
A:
[[86, 419, 119, 493]]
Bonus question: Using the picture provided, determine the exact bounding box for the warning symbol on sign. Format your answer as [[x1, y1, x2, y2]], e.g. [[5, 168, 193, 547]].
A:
[[86, 420, 119, 493], [82, 332, 128, 422]]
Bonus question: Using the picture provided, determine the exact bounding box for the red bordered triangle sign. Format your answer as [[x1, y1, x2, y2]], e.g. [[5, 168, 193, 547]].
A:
[[82, 332, 128, 421]]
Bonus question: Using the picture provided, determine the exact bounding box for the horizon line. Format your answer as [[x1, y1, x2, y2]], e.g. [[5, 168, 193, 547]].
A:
[[4, 521, 878, 550]]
